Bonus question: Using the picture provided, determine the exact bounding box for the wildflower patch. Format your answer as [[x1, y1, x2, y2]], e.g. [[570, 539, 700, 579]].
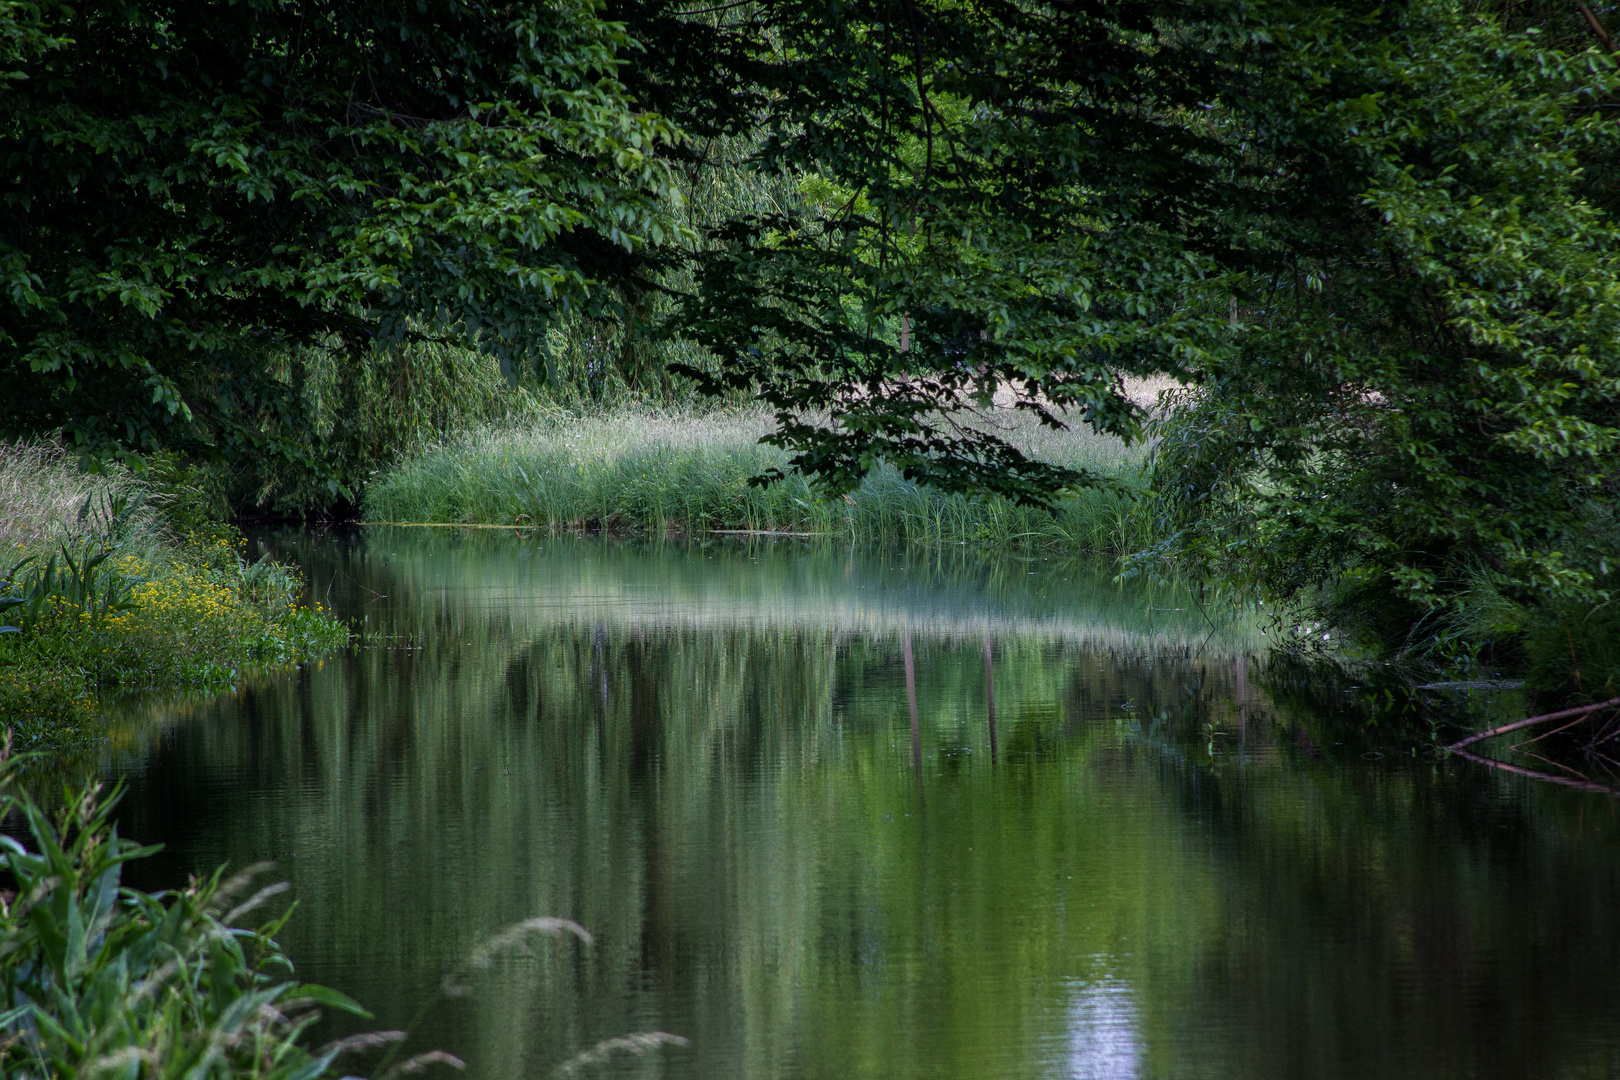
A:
[[0, 532, 348, 746]]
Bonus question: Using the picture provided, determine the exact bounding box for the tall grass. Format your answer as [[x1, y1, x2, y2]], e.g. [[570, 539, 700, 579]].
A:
[[363, 404, 1159, 555], [0, 748, 380, 1080], [0, 443, 158, 551]]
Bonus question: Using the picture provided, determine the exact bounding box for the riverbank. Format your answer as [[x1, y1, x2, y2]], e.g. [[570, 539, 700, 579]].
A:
[[353, 397, 1617, 709], [363, 403, 1158, 555], [0, 444, 350, 746]]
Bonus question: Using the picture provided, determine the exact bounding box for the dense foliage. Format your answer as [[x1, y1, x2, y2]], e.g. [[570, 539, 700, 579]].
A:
[[4, 0, 1619, 678], [1141, 4, 1620, 651], [0, 0, 681, 487], [650, 0, 1620, 675], [670, 0, 1227, 503]]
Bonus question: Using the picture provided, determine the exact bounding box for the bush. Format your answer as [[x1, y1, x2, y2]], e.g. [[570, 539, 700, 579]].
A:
[[1525, 586, 1620, 706]]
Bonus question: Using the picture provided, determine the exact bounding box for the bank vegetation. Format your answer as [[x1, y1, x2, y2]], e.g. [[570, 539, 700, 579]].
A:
[[0, 445, 349, 744]]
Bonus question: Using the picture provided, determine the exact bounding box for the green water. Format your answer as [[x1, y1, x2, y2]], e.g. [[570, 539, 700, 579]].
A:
[[105, 531, 1620, 1080]]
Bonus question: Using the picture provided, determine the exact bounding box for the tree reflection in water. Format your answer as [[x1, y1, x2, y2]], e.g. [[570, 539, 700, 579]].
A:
[[95, 531, 1620, 1080]]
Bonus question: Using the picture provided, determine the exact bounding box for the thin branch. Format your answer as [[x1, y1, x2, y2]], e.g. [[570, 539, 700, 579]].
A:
[[1579, 3, 1619, 53], [1450, 747, 1620, 794], [904, 0, 934, 189], [668, 0, 754, 15], [1506, 712, 1596, 749], [1447, 696, 1620, 751]]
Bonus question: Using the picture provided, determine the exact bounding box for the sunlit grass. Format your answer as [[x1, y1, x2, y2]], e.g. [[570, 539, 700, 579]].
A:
[[364, 401, 1161, 555]]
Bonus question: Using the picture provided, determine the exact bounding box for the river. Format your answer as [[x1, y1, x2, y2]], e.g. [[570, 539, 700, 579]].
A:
[[101, 528, 1620, 1080]]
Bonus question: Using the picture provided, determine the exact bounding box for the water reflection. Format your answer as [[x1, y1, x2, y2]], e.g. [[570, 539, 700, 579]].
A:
[[1063, 979, 1141, 1080], [97, 530, 1620, 1080]]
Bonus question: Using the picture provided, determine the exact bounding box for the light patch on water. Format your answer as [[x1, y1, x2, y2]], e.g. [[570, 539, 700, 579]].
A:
[[1060, 977, 1142, 1080]]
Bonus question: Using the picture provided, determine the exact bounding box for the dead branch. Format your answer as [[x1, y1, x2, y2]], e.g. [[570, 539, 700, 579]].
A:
[[1447, 696, 1620, 751]]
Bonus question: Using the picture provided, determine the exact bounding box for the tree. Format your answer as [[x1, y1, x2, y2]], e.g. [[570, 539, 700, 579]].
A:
[[671, 0, 1238, 505], [1144, 3, 1620, 641], [0, 0, 683, 482], [661, 0, 1620, 647]]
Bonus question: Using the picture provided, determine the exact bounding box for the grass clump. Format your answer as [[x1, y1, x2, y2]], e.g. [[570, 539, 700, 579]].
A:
[[0, 445, 153, 551], [364, 404, 1158, 555], [0, 444, 349, 746], [0, 744, 395, 1080]]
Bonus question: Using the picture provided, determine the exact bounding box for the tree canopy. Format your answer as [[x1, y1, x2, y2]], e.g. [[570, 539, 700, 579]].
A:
[[4, 0, 1619, 650], [659, 0, 1620, 627], [0, 0, 681, 473]]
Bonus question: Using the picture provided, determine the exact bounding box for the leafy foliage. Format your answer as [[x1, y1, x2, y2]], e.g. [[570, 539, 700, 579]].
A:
[[0, 0, 682, 483], [1140, 3, 1620, 631], [650, 0, 1620, 646], [6, 0, 1620, 667], [670, 0, 1234, 505]]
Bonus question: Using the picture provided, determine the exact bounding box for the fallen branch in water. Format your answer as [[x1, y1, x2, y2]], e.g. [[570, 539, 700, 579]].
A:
[[1448, 696, 1620, 751]]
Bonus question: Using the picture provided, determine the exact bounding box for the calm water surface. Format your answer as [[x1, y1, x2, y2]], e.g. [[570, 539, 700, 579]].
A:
[[103, 530, 1620, 1080]]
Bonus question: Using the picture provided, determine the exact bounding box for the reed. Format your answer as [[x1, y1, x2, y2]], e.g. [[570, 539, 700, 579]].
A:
[[363, 404, 1160, 555]]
